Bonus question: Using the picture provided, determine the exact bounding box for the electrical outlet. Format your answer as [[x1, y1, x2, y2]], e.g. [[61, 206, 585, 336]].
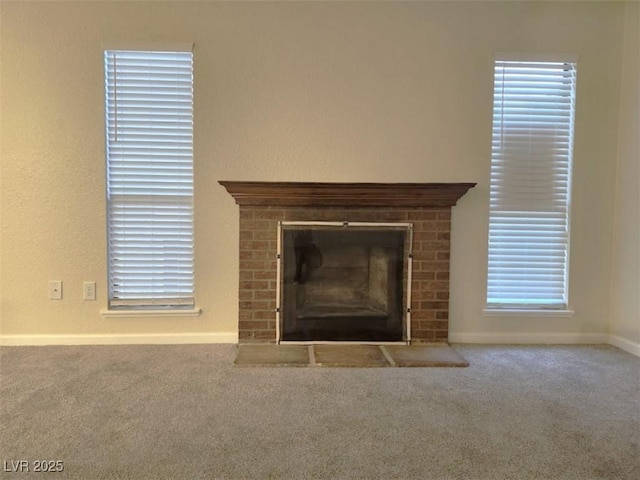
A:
[[49, 281, 63, 300], [83, 282, 96, 301]]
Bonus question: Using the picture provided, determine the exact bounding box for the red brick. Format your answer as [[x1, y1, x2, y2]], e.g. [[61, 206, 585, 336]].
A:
[[413, 240, 450, 256], [410, 310, 436, 320], [413, 232, 438, 243], [417, 320, 447, 330], [412, 252, 436, 264], [286, 210, 320, 221], [252, 330, 276, 340], [411, 290, 436, 300], [412, 330, 436, 341], [252, 249, 275, 260], [434, 330, 448, 340], [240, 240, 271, 251], [420, 301, 449, 310], [238, 330, 253, 339], [419, 261, 450, 273], [242, 220, 272, 231], [375, 211, 408, 222], [420, 281, 449, 291], [253, 310, 276, 320], [239, 250, 254, 260], [418, 241, 449, 251], [413, 272, 436, 281], [413, 320, 440, 331], [239, 301, 253, 310], [238, 290, 253, 301], [254, 270, 276, 280], [242, 320, 270, 330], [239, 240, 253, 251], [407, 211, 438, 221], [239, 230, 254, 241], [347, 211, 379, 222], [253, 230, 274, 241], [239, 270, 254, 281], [418, 291, 437, 300], [242, 260, 267, 271], [248, 240, 270, 250], [239, 209, 254, 220], [254, 290, 275, 300], [240, 280, 268, 290], [415, 221, 437, 232], [436, 251, 450, 261], [253, 209, 285, 220]]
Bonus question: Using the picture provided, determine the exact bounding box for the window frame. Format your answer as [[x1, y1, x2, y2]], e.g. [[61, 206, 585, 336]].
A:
[[485, 53, 578, 314], [102, 45, 199, 316]]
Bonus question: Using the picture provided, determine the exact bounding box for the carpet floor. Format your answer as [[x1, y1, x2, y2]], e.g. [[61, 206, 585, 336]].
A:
[[1, 344, 638, 479]]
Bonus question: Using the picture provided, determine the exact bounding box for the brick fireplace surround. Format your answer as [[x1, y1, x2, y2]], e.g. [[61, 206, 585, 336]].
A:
[[220, 182, 475, 344]]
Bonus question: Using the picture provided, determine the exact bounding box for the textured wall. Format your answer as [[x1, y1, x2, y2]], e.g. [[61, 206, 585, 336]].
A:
[[610, 1, 640, 344], [0, 1, 629, 342]]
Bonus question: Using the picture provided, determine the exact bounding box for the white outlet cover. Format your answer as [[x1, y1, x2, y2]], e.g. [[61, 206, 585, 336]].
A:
[[49, 281, 62, 300], [83, 282, 96, 301]]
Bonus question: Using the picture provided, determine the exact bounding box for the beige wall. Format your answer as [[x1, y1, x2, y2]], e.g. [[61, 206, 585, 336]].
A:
[[0, 1, 630, 344], [610, 1, 640, 346]]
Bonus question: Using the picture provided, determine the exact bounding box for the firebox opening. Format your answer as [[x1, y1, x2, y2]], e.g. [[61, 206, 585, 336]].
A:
[[279, 223, 411, 343]]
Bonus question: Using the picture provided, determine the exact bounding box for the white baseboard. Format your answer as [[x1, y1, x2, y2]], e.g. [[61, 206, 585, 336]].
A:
[[449, 332, 640, 357], [0, 332, 238, 346], [2, 332, 638, 357], [449, 332, 610, 345], [608, 334, 640, 357]]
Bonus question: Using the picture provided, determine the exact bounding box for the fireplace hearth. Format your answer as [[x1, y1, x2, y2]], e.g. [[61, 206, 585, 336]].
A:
[[220, 181, 475, 344]]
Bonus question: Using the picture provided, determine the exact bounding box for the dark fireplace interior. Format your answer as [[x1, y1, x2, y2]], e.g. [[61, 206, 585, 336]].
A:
[[280, 226, 408, 342]]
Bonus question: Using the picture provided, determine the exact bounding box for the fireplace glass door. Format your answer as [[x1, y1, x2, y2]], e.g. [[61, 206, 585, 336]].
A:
[[278, 222, 412, 342]]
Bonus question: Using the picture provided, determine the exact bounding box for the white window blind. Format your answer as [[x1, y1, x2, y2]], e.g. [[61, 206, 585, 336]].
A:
[[487, 58, 577, 309], [105, 50, 194, 309]]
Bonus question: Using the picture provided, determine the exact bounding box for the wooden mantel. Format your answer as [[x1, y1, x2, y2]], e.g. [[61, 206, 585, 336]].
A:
[[219, 181, 476, 208]]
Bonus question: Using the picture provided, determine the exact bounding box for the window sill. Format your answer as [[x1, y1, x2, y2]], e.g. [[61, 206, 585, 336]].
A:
[[101, 308, 201, 318], [483, 308, 575, 318]]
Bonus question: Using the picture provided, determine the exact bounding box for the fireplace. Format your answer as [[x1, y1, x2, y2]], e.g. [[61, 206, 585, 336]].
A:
[[279, 223, 412, 342], [220, 182, 475, 344]]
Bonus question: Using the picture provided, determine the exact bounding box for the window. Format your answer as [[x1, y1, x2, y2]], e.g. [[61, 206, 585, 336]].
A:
[[487, 55, 577, 310], [104, 49, 195, 310]]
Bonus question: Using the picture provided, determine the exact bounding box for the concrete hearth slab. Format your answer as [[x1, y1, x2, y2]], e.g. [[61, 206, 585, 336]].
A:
[[234, 345, 309, 367], [384, 344, 469, 367], [313, 345, 390, 367], [233, 344, 469, 367]]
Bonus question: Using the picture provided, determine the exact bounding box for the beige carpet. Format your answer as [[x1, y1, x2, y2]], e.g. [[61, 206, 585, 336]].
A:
[[234, 344, 469, 367], [1, 344, 638, 479]]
